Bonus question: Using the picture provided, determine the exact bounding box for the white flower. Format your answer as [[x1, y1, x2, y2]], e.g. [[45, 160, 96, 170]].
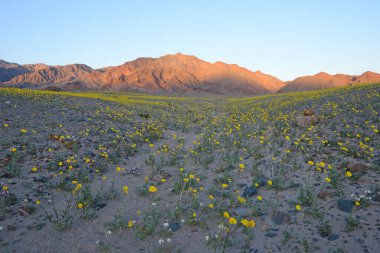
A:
[[163, 223, 169, 228], [158, 238, 165, 245], [152, 202, 156, 206], [167, 238, 172, 243], [205, 235, 210, 241], [181, 219, 185, 223], [106, 230, 112, 235]]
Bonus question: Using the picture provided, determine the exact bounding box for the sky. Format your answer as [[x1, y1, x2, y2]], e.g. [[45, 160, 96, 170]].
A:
[[0, 0, 379, 81]]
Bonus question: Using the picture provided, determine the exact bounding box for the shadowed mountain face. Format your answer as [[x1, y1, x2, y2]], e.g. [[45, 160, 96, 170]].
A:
[[1, 54, 379, 95], [278, 71, 380, 93], [0, 60, 31, 82]]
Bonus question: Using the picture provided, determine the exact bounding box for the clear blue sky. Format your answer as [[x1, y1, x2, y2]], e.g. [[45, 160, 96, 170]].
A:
[[1, 0, 379, 81]]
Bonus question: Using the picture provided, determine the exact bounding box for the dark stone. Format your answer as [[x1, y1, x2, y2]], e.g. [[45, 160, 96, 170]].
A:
[[288, 183, 300, 189], [7, 225, 16, 231], [33, 176, 49, 183], [271, 210, 291, 225], [328, 234, 340, 241], [265, 232, 277, 237], [337, 199, 354, 212], [242, 186, 257, 197], [169, 222, 180, 232], [256, 178, 267, 187], [93, 202, 107, 210]]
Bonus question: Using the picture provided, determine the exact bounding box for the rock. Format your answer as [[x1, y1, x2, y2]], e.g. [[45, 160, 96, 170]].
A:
[[373, 194, 380, 202], [296, 115, 319, 127], [346, 163, 366, 173], [337, 199, 354, 212], [169, 222, 180, 232], [33, 176, 49, 183], [271, 210, 291, 225], [287, 183, 300, 189], [303, 109, 314, 116], [242, 186, 257, 197], [265, 232, 277, 237], [317, 191, 331, 200], [93, 202, 107, 210], [256, 178, 267, 187], [7, 225, 16, 231], [328, 234, 340, 241]]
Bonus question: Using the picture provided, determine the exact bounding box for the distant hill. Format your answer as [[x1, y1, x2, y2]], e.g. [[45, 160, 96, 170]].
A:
[[1, 54, 379, 96], [278, 71, 380, 93]]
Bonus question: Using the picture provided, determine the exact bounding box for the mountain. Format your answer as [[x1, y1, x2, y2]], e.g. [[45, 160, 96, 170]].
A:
[[1, 53, 284, 96], [349, 71, 380, 84], [1, 54, 379, 95], [0, 60, 31, 82], [278, 71, 380, 93], [4, 64, 94, 88]]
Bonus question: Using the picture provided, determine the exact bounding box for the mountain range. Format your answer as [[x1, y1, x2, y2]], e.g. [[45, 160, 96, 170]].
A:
[[1, 53, 379, 96]]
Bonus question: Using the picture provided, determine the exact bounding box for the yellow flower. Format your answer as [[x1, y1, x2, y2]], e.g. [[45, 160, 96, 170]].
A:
[[149, 143, 154, 148], [196, 177, 201, 182], [116, 167, 122, 172], [179, 167, 184, 172], [72, 180, 78, 184], [221, 183, 228, 189], [123, 186, 129, 194], [148, 185, 158, 193], [77, 203, 84, 209], [128, 220, 134, 228], [137, 210, 141, 216], [189, 174, 195, 179], [31, 167, 38, 172], [307, 161, 314, 166], [296, 204, 301, 211], [241, 219, 256, 228], [11, 147, 17, 152], [208, 203, 214, 209], [229, 217, 237, 225], [257, 195, 263, 201], [345, 171, 352, 177], [2, 186, 9, 191], [3, 123, 9, 127], [355, 201, 360, 206], [21, 129, 27, 133], [209, 195, 214, 200], [35, 199, 41, 205], [58, 162, 63, 166], [192, 212, 197, 218], [267, 180, 273, 186], [161, 178, 166, 183], [184, 178, 189, 183], [285, 136, 290, 140], [239, 164, 245, 169], [237, 196, 246, 204], [324, 177, 331, 183], [223, 211, 230, 219]]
